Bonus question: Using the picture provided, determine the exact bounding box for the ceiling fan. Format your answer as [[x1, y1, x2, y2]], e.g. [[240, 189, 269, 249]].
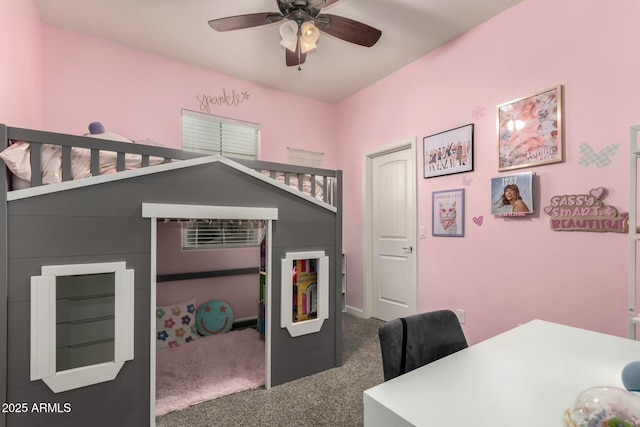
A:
[[208, 0, 382, 68]]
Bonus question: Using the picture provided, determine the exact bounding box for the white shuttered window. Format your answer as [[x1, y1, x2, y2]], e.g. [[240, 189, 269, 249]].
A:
[[287, 147, 324, 168], [181, 111, 261, 248], [182, 220, 264, 250], [182, 110, 259, 160]]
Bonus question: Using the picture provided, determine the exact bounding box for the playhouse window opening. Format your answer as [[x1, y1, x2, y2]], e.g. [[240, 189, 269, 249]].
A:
[[56, 273, 116, 372], [292, 258, 319, 323], [31, 261, 134, 393]]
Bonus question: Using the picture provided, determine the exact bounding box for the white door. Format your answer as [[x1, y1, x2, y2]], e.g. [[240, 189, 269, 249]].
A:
[[370, 143, 417, 321]]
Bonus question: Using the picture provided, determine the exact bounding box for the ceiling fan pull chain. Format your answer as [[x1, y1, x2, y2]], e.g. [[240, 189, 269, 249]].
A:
[[297, 23, 303, 71]]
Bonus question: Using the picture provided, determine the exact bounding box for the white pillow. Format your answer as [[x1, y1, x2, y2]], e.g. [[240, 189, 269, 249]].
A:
[[0, 141, 63, 184], [156, 298, 198, 351], [0, 141, 31, 181]]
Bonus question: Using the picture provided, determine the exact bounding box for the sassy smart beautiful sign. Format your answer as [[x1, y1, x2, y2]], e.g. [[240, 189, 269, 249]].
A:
[[543, 187, 628, 233]]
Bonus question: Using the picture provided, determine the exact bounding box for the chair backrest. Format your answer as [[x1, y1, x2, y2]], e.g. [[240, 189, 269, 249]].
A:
[[377, 309, 468, 381]]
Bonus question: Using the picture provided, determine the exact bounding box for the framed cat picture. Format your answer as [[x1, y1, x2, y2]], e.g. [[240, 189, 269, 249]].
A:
[[432, 188, 465, 237]]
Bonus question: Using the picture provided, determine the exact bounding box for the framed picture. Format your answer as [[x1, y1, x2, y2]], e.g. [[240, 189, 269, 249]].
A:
[[423, 124, 474, 178], [497, 85, 563, 171], [490, 172, 535, 216], [432, 188, 465, 237]]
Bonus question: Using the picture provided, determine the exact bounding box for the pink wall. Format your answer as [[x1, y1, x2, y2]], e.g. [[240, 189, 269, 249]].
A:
[[10, 0, 640, 344], [41, 26, 337, 167], [156, 222, 260, 321], [0, 0, 43, 128], [336, 0, 640, 343]]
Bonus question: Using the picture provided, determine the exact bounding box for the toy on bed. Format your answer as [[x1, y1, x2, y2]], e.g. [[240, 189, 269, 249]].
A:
[[85, 121, 133, 143]]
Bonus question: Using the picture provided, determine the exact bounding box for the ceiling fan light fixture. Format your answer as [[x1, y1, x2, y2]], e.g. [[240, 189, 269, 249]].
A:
[[279, 20, 299, 52], [300, 21, 319, 53], [209, 1, 382, 67]]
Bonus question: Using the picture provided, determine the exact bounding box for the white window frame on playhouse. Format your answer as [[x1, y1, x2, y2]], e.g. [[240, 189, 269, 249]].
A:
[[281, 250, 329, 337], [30, 262, 134, 393]]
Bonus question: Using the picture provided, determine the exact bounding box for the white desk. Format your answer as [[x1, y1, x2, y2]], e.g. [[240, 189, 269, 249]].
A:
[[364, 320, 640, 426]]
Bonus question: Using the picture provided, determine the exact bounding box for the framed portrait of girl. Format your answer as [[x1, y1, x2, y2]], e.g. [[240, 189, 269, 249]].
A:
[[491, 172, 535, 216], [497, 85, 563, 171]]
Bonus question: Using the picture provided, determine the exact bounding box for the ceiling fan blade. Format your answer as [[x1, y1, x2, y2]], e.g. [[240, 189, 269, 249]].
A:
[[319, 0, 341, 7], [316, 14, 381, 47], [308, 0, 340, 8], [208, 13, 283, 32], [285, 42, 307, 67]]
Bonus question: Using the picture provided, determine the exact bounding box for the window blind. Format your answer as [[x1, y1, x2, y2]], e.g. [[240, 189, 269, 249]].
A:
[[287, 147, 324, 168], [182, 220, 263, 250], [182, 110, 259, 160]]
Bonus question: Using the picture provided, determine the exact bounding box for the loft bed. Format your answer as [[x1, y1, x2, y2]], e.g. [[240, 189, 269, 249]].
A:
[[0, 124, 343, 427], [0, 125, 338, 205]]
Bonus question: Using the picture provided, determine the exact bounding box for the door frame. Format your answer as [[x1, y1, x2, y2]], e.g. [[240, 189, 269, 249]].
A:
[[142, 203, 277, 426], [362, 137, 418, 319]]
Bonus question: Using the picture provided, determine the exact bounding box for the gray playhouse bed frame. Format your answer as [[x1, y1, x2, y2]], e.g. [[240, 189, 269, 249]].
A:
[[0, 124, 343, 427]]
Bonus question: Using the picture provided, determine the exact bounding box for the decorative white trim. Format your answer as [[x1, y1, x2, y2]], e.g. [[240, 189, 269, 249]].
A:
[[149, 218, 157, 426], [145, 206, 276, 425], [114, 269, 135, 362], [8, 155, 337, 212], [142, 203, 278, 220], [42, 261, 126, 276], [42, 362, 125, 394], [30, 275, 56, 380], [265, 220, 273, 389], [281, 251, 329, 337], [30, 262, 135, 393]]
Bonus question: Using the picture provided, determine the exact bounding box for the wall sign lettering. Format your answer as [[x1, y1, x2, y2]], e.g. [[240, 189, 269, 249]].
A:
[[197, 89, 250, 112], [543, 187, 628, 233]]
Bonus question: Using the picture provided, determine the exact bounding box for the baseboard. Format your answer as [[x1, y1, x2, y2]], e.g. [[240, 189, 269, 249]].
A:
[[346, 305, 365, 318], [232, 316, 258, 330]]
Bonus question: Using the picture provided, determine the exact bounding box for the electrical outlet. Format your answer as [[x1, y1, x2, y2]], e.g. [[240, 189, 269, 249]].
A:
[[455, 309, 465, 324]]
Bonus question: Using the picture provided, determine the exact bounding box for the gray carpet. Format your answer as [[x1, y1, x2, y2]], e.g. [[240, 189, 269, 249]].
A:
[[156, 313, 384, 427]]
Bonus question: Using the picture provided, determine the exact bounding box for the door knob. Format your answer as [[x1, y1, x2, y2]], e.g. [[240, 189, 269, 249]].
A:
[[402, 246, 413, 253]]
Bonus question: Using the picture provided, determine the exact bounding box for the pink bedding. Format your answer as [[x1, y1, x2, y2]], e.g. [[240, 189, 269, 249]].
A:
[[0, 140, 164, 189]]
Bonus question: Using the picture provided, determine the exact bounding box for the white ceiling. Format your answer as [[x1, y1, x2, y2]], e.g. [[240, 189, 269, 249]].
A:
[[34, 0, 522, 104]]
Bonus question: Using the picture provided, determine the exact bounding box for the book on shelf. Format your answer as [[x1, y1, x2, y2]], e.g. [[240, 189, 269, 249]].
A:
[[292, 258, 319, 322], [296, 272, 318, 322]]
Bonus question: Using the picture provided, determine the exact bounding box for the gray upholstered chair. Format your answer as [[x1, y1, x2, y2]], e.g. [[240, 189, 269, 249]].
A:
[[378, 309, 468, 381]]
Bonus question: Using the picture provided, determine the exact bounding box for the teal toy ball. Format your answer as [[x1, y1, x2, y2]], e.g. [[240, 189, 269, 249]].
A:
[[196, 300, 233, 335]]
